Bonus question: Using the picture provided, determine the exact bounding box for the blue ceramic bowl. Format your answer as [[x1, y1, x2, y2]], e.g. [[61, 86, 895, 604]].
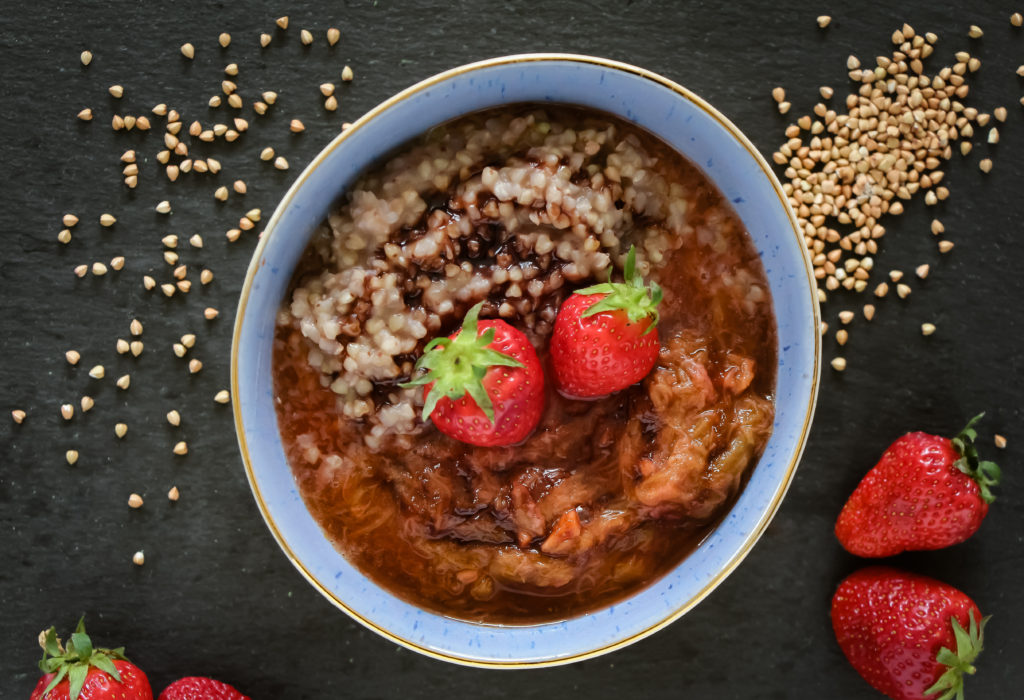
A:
[[232, 54, 820, 667]]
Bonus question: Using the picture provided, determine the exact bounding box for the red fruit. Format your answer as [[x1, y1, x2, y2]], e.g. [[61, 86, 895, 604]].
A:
[[30, 618, 152, 700], [831, 567, 988, 700], [402, 301, 544, 447], [550, 246, 662, 398], [158, 677, 250, 700], [835, 414, 1000, 557]]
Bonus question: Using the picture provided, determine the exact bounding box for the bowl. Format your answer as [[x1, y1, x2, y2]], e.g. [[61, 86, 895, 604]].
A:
[[232, 54, 820, 667]]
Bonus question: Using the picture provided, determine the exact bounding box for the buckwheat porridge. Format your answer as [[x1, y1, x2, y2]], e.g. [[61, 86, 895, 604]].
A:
[[273, 105, 777, 622]]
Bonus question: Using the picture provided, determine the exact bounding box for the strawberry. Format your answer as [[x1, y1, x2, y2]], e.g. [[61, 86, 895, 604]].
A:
[[550, 245, 662, 398], [831, 567, 988, 700], [158, 677, 250, 700], [30, 618, 152, 700], [835, 414, 1000, 558], [403, 301, 544, 447]]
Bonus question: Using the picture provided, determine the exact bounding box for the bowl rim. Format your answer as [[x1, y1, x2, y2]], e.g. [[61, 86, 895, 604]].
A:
[[231, 52, 821, 668]]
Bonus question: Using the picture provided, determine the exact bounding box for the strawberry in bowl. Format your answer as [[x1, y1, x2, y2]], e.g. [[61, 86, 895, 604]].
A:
[[403, 301, 545, 447], [550, 246, 663, 398]]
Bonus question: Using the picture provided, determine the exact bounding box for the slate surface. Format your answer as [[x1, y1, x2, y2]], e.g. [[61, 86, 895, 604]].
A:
[[1, 1, 1021, 697]]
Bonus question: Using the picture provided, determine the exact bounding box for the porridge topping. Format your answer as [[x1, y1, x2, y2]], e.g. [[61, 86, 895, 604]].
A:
[[284, 109, 691, 446]]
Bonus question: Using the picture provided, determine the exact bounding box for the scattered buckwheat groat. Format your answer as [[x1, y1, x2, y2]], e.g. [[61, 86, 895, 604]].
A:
[[769, 21, 1014, 366]]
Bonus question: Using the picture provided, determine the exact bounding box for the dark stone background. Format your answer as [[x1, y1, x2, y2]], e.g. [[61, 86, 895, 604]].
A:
[[1, 1, 1021, 697]]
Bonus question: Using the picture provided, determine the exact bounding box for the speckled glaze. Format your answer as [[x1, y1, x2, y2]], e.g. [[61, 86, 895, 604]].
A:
[[232, 54, 820, 668]]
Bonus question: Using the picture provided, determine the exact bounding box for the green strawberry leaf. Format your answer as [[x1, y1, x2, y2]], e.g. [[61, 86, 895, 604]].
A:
[[70, 631, 92, 661], [934, 646, 960, 669], [41, 656, 63, 674], [577, 246, 662, 332], [90, 653, 121, 681], [401, 302, 523, 424], [924, 610, 987, 700], [36, 618, 127, 700], [67, 663, 89, 700], [952, 618, 972, 661], [41, 665, 69, 697], [951, 413, 1000, 504]]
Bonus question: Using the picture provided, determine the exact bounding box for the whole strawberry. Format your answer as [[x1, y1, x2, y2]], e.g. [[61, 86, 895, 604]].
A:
[[550, 245, 662, 398], [832, 567, 988, 700], [159, 677, 250, 700], [835, 414, 1000, 557], [30, 618, 152, 700], [403, 301, 544, 447]]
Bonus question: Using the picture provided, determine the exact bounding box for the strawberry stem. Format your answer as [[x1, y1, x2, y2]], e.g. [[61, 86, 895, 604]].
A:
[[576, 245, 662, 332], [924, 609, 988, 700], [951, 413, 1001, 504], [401, 302, 523, 423], [38, 617, 128, 700]]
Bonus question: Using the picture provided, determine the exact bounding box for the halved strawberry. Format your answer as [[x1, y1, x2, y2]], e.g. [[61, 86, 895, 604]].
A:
[[550, 246, 662, 398], [402, 302, 544, 447]]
